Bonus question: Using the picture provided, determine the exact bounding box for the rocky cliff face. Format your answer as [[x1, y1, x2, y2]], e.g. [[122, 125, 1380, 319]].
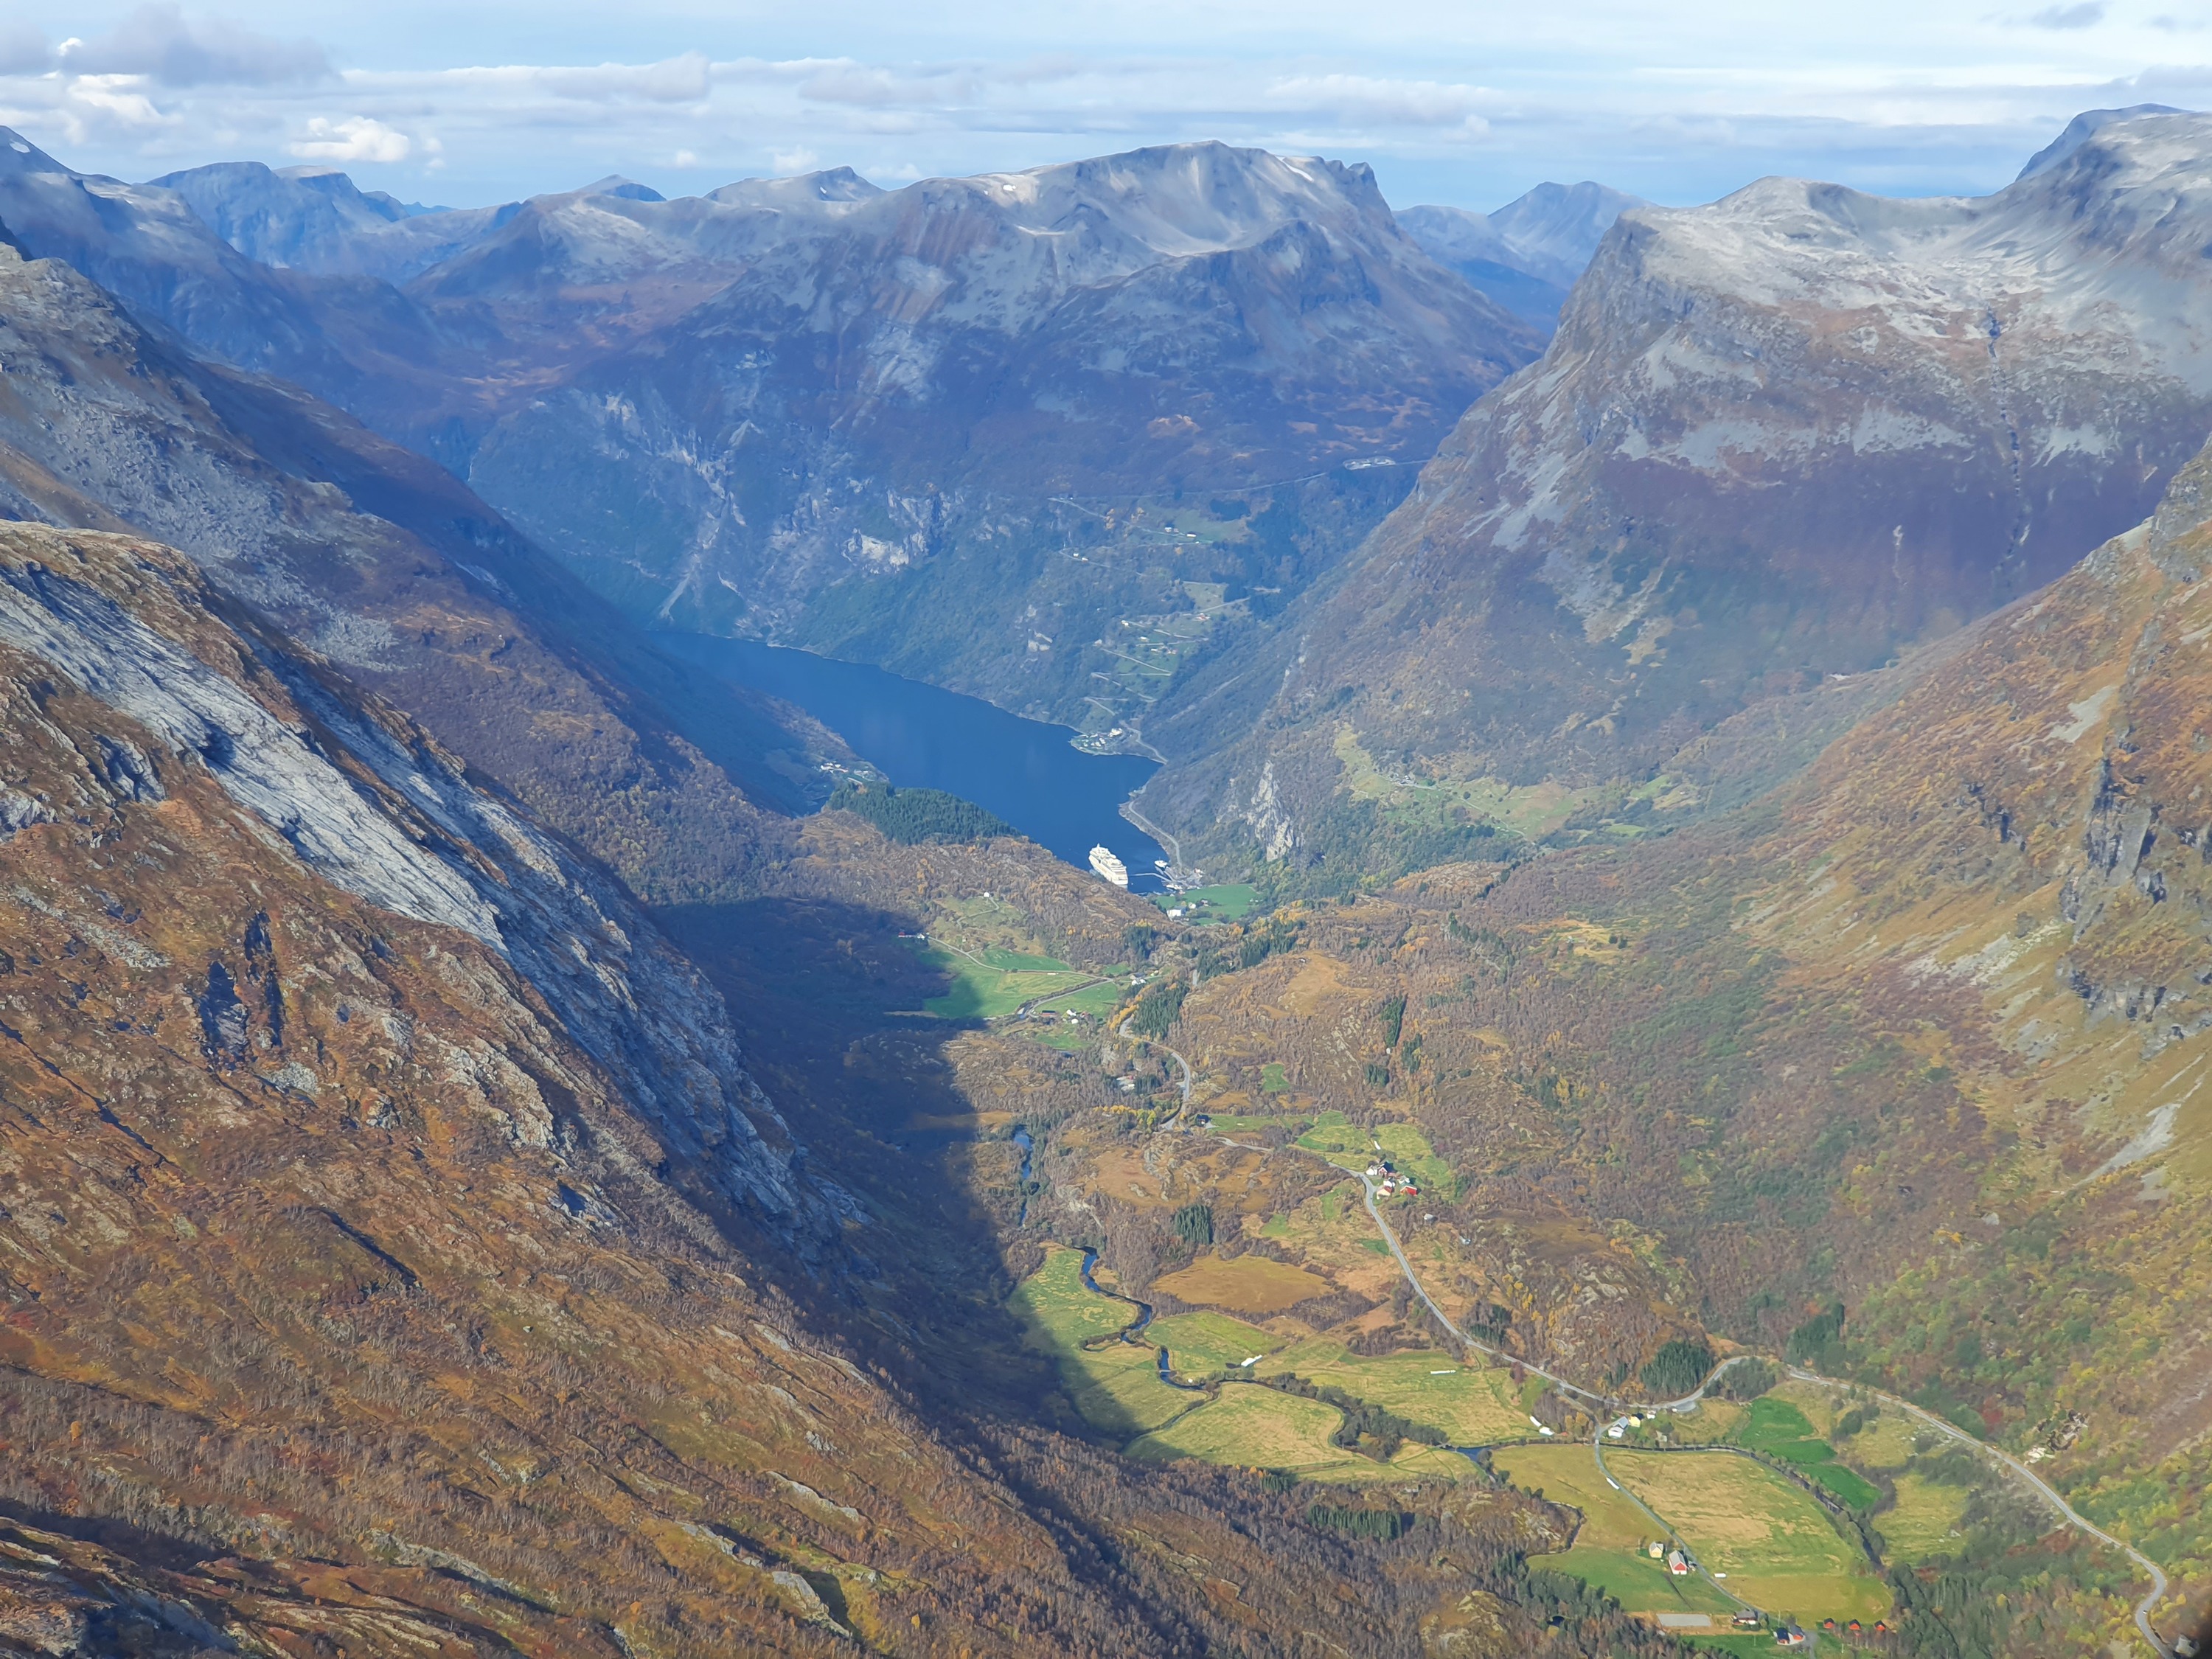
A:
[[0, 524, 818, 1221], [1180, 111, 2212, 872]]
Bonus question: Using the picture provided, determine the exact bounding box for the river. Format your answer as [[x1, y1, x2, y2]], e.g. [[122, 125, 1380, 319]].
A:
[[658, 634, 1169, 890]]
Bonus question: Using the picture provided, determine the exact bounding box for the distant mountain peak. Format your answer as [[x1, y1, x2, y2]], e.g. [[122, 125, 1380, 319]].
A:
[[2017, 103, 2191, 180], [577, 175, 666, 202], [1397, 178, 1646, 331]]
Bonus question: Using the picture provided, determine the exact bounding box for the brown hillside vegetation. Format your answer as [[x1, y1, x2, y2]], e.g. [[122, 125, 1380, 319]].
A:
[[0, 522, 1699, 1657], [947, 443, 2212, 1651]]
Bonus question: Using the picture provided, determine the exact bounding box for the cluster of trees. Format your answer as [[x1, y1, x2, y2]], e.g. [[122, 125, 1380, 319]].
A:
[[1787, 1302, 1848, 1368], [1171, 1203, 1214, 1246], [1714, 1357, 1780, 1400], [1638, 1338, 1717, 1399], [825, 782, 1014, 844], [1127, 977, 1188, 1038], [1307, 1503, 1413, 1541]]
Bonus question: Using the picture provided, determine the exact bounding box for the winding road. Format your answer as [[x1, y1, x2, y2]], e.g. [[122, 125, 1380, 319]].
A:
[[1784, 1366, 2174, 1656], [1340, 1146, 2177, 1653]]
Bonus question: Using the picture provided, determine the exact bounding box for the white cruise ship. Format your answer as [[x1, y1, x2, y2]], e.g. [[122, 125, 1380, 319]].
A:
[[1088, 845, 1129, 888]]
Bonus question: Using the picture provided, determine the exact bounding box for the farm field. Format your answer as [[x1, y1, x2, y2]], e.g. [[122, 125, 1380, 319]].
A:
[[1125, 1384, 1470, 1483], [1006, 1246, 1192, 1435], [1295, 1112, 1371, 1168], [1148, 1311, 1281, 1380], [1201, 1112, 1308, 1136], [1606, 1450, 1891, 1625], [910, 941, 1119, 1020], [1009, 1245, 1130, 1349], [1876, 1472, 1972, 1561], [1494, 1444, 1737, 1619], [1156, 883, 1257, 921], [1152, 1251, 1333, 1315], [1371, 1122, 1455, 1195], [1256, 1343, 1526, 1444], [1728, 1397, 1881, 1510], [1260, 1062, 1290, 1092]]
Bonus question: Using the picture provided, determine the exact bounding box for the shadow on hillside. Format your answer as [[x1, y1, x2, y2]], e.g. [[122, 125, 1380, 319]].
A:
[[652, 896, 1055, 1414]]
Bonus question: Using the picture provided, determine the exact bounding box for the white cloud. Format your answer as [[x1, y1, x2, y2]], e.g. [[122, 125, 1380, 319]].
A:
[[58, 4, 328, 88], [290, 114, 420, 162], [1266, 74, 1493, 128], [0, 4, 2199, 212]]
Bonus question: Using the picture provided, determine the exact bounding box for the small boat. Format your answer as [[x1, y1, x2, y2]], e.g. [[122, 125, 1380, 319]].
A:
[[1089, 845, 1129, 888]]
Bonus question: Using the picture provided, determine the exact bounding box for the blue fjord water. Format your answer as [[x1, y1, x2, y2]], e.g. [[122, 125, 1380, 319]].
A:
[[658, 634, 1169, 890]]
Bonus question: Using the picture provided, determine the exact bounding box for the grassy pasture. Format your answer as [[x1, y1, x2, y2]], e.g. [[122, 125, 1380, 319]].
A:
[[1064, 1343, 1190, 1436], [1006, 1246, 1192, 1435], [1371, 1122, 1455, 1194], [1495, 1444, 1736, 1618], [911, 942, 1107, 1019], [1259, 1062, 1290, 1093], [1295, 1113, 1371, 1168], [1009, 1245, 1130, 1348], [1203, 1112, 1307, 1135], [1256, 1343, 1526, 1444], [1029, 978, 1126, 1018], [1152, 1252, 1333, 1315], [1607, 1450, 1891, 1624], [1149, 1311, 1282, 1380], [1155, 883, 1257, 921], [1874, 1472, 1971, 1562], [1731, 1396, 1880, 1509], [1125, 1384, 1472, 1483]]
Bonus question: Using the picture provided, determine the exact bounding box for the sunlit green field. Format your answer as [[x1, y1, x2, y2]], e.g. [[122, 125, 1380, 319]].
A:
[[911, 942, 1119, 1019], [1148, 1311, 1281, 1380], [1127, 1384, 1470, 1483], [1007, 1246, 1189, 1435], [1154, 883, 1257, 921], [1607, 1450, 1891, 1624], [1255, 1342, 1526, 1444]]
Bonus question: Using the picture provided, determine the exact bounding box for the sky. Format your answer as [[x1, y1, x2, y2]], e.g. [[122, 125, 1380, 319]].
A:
[[1, 0, 2208, 212]]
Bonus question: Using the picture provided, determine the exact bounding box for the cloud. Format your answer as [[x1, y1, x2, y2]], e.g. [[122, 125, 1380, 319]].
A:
[[0, 24, 51, 75], [771, 145, 821, 173], [1267, 74, 1494, 129], [289, 115, 422, 164], [59, 4, 327, 88], [533, 52, 712, 103], [2026, 1, 2104, 25]]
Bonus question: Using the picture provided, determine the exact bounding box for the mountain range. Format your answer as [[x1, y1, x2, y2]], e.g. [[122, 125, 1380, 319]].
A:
[[1151, 108, 2212, 883], [0, 100, 2206, 1658]]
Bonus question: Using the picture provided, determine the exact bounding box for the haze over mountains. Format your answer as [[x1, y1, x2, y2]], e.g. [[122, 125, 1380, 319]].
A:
[[0, 97, 2208, 1657]]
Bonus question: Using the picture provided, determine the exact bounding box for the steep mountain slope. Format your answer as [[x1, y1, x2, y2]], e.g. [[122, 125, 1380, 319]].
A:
[[1166, 109, 2212, 877], [0, 131, 463, 431], [0, 521, 1674, 1659], [1399, 181, 1644, 330], [0, 236, 843, 904]]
